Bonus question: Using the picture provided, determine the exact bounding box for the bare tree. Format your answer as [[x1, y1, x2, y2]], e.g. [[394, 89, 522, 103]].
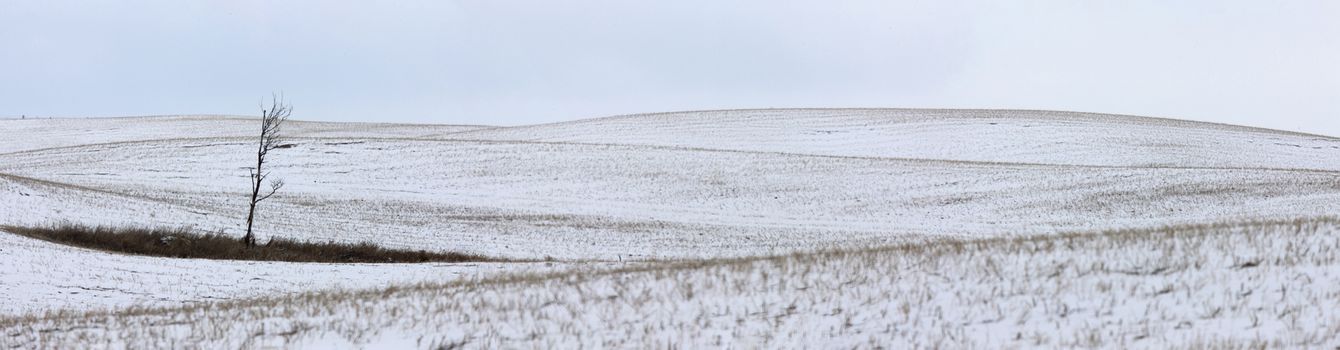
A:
[[243, 95, 290, 247]]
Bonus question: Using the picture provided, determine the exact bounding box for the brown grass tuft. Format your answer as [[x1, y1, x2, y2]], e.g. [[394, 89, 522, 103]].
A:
[[2, 224, 497, 263]]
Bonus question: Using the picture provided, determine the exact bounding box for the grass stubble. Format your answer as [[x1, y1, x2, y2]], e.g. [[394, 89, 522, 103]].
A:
[[1, 224, 496, 264]]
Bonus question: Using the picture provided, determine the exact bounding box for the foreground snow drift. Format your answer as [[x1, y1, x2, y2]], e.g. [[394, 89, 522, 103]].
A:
[[6, 218, 1339, 349]]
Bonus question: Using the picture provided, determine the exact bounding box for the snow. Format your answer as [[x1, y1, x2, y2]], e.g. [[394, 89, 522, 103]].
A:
[[3, 115, 1338, 262], [7, 219, 1340, 348], [2, 109, 1340, 347], [0, 115, 489, 154], [448, 108, 1340, 170], [0, 230, 579, 316]]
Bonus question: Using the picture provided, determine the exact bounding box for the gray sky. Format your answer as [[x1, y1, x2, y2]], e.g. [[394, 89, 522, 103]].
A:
[[2, 1, 1337, 135]]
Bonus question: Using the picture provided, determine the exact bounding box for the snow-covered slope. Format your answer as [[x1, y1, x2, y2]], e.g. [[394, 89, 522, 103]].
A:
[[2, 109, 1339, 339], [0, 115, 491, 154], [444, 108, 1340, 171], [0, 228, 575, 316], [4, 136, 1338, 261], [8, 218, 1340, 348], [0, 171, 592, 316]]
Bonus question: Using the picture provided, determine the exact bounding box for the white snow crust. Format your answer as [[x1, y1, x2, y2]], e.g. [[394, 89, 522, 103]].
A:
[[3, 109, 1340, 348]]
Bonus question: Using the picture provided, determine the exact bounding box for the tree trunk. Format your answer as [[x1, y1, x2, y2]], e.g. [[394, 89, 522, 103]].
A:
[[244, 196, 258, 246], [244, 120, 266, 247]]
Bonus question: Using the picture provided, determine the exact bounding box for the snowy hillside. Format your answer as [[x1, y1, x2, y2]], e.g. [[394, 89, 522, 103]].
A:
[[8, 219, 1340, 348], [0, 230, 579, 316], [0, 115, 489, 154], [3, 110, 1339, 262], [446, 108, 1340, 170], [2, 109, 1339, 348]]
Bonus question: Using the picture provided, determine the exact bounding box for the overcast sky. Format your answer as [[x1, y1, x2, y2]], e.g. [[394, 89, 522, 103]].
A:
[[2, 1, 1337, 135]]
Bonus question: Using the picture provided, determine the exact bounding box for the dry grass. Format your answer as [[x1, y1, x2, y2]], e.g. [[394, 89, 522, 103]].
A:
[[2, 224, 497, 264]]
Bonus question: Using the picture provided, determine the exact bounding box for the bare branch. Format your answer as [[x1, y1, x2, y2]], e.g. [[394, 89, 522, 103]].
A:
[[256, 179, 284, 203]]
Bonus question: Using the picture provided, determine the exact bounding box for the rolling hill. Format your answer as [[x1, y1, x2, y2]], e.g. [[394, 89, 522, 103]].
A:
[[3, 109, 1339, 347]]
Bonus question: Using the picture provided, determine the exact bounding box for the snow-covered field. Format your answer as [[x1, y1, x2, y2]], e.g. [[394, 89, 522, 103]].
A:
[[447, 109, 1340, 170], [0, 230, 581, 316], [3, 108, 1340, 348], [7, 219, 1340, 348]]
